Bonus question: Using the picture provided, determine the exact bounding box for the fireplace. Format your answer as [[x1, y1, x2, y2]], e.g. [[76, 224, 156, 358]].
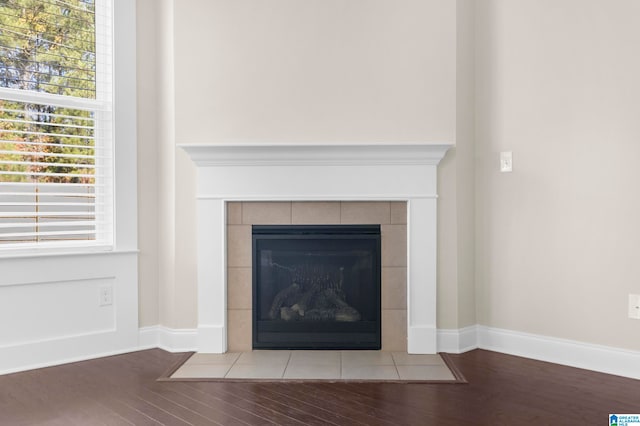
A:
[[180, 143, 451, 354], [252, 225, 381, 349]]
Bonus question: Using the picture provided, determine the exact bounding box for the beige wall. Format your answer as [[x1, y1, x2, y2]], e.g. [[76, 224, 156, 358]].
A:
[[136, 0, 159, 327], [436, 0, 477, 330], [173, 0, 456, 143], [141, 0, 461, 330], [137, 0, 640, 352], [137, 0, 195, 328], [455, 0, 477, 328], [475, 0, 640, 350]]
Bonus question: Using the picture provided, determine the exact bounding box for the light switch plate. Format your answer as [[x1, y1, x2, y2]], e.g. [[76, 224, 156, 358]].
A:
[[500, 151, 513, 172], [629, 294, 640, 319]]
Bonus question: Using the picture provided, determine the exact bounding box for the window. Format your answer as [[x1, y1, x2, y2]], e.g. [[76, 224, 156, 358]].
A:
[[0, 0, 113, 250]]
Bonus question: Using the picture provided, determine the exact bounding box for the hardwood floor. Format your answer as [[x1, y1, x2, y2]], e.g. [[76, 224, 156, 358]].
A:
[[1, 348, 638, 425]]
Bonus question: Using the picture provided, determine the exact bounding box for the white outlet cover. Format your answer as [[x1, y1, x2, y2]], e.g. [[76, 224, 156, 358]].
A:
[[500, 151, 513, 172], [99, 286, 113, 307]]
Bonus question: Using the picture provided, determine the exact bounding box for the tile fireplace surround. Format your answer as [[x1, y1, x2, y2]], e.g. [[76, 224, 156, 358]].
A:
[[181, 143, 451, 354], [227, 201, 405, 352]]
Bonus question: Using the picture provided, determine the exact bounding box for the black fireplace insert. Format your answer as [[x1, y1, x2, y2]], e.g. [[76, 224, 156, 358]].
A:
[[252, 225, 381, 350]]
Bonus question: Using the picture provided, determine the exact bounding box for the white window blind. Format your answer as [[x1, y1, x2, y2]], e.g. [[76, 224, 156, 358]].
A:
[[0, 0, 113, 250]]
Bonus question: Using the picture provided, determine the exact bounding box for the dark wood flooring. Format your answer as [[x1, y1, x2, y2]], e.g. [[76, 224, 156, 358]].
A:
[[1, 348, 638, 425]]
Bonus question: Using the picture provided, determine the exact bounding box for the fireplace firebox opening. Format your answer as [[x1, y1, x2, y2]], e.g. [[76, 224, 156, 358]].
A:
[[252, 225, 381, 350]]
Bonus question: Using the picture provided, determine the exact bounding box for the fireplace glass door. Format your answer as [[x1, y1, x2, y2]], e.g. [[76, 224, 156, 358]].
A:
[[252, 225, 381, 349]]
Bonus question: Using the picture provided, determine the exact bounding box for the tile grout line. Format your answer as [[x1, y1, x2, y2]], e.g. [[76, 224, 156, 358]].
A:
[[283, 351, 292, 379], [392, 352, 402, 380], [224, 351, 239, 378]]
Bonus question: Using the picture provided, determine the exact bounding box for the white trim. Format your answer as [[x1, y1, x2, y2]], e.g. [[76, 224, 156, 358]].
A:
[[197, 325, 226, 354], [437, 325, 479, 353], [180, 142, 451, 167], [0, 248, 138, 261], [157, 327, 197, 352], [408, 325, 438, 353], [6, 325, 640, 379], [0, 87, 110, 111], [1, 325, 196, 376], [182, 143, 451, 354], [196, 194, 439, 201], [0, 251, 139, 376], [138, 326, 198, 352], [0, 0, 139, 378], [112, 0, 138, 252], [1, 345, 143, 376], [138, 326, 160, 350], [477, 325, 640, 380], [437, 325, 640, 379]]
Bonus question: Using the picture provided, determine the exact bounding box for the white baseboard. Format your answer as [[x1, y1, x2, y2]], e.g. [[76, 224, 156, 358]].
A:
[[0, 345, 143, 376], [138, 326, 159, 350], [5, 324, 638, 380], [138, 325, 197, 353], [477, 325, 640, 380], [0, 326, 196, 376], [0, 329, 140, 376], [437, 325, 640, 379], [437, 325, 479, 353]]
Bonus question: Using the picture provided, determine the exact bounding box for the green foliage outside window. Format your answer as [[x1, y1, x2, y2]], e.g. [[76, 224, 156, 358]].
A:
[[0, 0, 96, 184]]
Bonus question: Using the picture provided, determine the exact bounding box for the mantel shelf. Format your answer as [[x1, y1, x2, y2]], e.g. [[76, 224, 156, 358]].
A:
[[179, 142, 453, 167]]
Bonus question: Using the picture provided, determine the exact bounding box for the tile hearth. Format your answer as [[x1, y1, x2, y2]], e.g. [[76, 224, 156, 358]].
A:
[[170, 350, 457, 382]]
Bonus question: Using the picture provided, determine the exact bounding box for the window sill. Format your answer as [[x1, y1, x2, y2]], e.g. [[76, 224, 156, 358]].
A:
[[0, 247, 139, 260]]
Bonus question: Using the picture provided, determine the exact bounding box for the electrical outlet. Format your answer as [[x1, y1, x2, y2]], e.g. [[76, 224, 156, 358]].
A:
[[500, 151, 513, 172], [99, 286, 113, 307], [629, 294, 640, 320]]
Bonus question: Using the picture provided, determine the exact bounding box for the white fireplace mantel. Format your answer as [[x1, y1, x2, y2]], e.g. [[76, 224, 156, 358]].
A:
[[181, 142, 452, 354]]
